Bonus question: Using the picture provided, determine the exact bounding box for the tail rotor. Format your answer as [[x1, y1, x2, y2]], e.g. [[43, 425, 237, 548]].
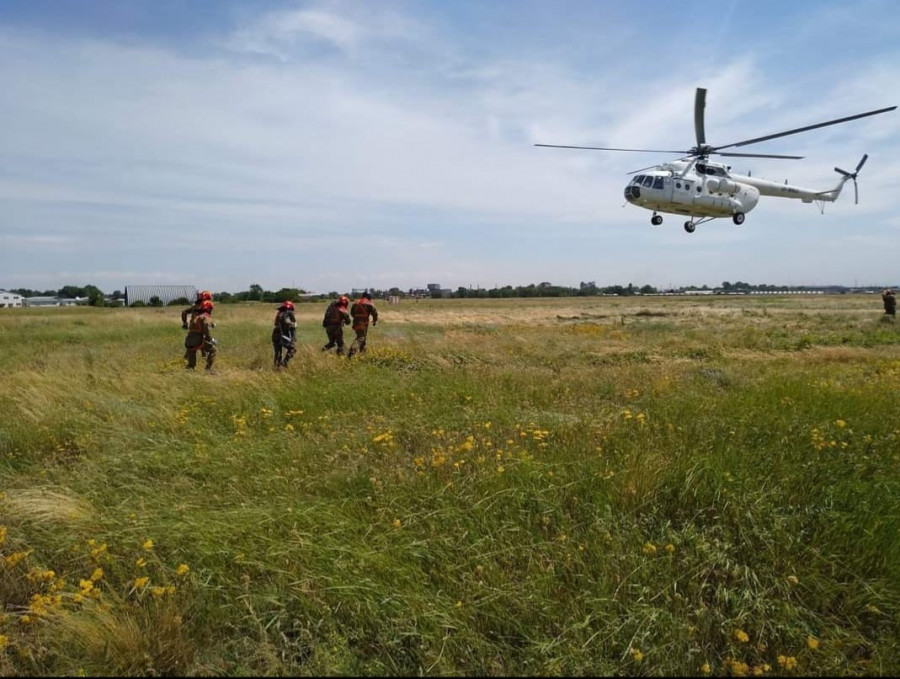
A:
[[835, 153, 868, 204]]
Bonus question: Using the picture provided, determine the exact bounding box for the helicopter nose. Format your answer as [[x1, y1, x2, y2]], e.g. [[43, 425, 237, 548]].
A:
[[624, 185, 640, 202]]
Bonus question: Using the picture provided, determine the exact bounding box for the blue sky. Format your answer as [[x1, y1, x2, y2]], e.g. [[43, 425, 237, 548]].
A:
[[1, 0, 898, 293]]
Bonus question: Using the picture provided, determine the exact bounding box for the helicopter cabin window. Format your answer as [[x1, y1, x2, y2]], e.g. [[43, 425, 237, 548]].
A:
[[642, 176, 654, 188], [652, 177, 664, 189], [632, 175, 645, 185]]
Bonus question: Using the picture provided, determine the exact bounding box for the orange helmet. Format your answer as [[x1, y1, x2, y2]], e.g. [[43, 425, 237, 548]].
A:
[[200, 300, 214, 313], [282, 301, 295, 310], [339, 295, 349, 306]]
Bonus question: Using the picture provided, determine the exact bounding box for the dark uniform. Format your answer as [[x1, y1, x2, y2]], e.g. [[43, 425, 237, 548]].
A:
[[322, 297, 351, 355], [348, 293, 378, 359], [883, 289, 896, 319], [181, 302, 201, 329], [185, 301, 216, 370], [272, 302, 298, 367]]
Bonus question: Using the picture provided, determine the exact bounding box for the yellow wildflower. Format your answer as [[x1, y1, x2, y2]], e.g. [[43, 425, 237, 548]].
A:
[[135, 558, 146, 568], [78, 579, 93, 593], [134, 576, 150, 589], [0, 526, 6, 546], [727, 659, 749, 676], [90, 568, 103, 582], [665, 543, 675, 554], [142, 539, 154, 550], [5, 551, 29, 568], [835, 419, 846, 428], [734, 629, 750, 643], [807, 636, 819, 650], [392, 519, 402, 529], [630, 648, 643, 662], [777, 655, 797, 670], [787, 575, 799, 585], [175, 564, 190, 577], [701, 662, 711, 674], [643, 542, 657, 556], [0, 634, 8, 649]]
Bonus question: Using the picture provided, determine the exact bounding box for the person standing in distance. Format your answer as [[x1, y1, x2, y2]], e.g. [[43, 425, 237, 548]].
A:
[[321, 295, 351, 355], [348, 292, 378, 359], [184, 300, 217, 371], [883, 288, 896, 321], [272, 300, 298, 368]]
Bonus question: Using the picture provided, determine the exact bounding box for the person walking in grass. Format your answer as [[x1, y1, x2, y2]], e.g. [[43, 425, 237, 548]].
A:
[[182, 290, 212, 329], [272, 300, 298, 368], [321, 295, 351, 355], [184, 299, 217, 371], [348, 292, 379, 359], [883, 289, 896, 321]]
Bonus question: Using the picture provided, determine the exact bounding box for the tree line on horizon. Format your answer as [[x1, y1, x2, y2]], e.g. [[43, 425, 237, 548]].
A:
[[7, 280, 892, 307]]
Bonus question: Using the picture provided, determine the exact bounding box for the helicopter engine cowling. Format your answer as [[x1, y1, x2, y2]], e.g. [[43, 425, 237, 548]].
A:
[[707, 178, 738, 195]]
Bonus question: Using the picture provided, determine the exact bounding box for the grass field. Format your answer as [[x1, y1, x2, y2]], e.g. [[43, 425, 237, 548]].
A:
[[1, 295, 898, 676]]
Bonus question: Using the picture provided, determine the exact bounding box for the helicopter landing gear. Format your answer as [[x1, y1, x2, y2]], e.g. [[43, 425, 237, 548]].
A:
[[651, 214, 663, 226], [732, 212, 745, 225], [684, 221, 696, 234]]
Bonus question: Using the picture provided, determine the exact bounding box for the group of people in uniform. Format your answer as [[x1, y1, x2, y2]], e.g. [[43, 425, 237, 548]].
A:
[[180, 291, 379, 371]]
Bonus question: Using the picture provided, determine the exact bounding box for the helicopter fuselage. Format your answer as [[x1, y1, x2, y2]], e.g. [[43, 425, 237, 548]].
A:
[[623, 161, 760, 219]]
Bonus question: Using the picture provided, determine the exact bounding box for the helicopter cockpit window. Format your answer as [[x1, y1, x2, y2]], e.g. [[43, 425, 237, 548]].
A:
[[633, 175, 645, 185], [652, 177, 664, 189], [641, 176, 654, 188]]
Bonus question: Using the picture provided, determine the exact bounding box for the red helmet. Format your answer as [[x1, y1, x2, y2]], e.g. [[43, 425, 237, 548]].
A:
[[198, 290, 213, 302], [282, 301, 295, 310], [200, 300, 214, 313], [339, 295, 349, 306]]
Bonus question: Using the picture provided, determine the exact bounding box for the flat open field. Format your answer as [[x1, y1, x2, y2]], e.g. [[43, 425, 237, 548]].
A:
[[1, 295, 898, 676]]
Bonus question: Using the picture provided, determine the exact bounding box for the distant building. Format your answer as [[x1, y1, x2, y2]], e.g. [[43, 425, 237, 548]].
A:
[[24, 296, 83, 307], [0, 290, 23, 308], [125, 285, 197, 306]]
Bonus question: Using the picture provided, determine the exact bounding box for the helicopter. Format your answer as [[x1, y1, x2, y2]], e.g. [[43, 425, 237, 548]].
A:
[[536, 88, 896, 233]]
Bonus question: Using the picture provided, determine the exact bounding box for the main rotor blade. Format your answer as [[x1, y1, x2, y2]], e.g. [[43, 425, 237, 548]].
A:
[[534, 144, 687, 153], [694, 87, 707, 147], [714, 105, 897, 151], [715, 151, 804, 159], [856, 153, 868, 173]]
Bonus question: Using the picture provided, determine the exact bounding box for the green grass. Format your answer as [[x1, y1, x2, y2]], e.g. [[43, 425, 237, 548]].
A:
[[1, 296, 899, 676]]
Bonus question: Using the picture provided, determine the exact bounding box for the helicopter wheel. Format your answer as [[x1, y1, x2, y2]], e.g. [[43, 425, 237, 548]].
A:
[[651, 215, 663, 226], [732, 212, 745, 225], [684, 221, 696, 234]]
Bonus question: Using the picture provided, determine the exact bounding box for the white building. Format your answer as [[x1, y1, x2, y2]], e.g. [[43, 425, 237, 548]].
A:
[[0, 290, 24, 308]]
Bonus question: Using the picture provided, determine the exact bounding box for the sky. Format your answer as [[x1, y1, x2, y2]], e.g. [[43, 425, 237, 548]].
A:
[[1, 0, 899, 294]]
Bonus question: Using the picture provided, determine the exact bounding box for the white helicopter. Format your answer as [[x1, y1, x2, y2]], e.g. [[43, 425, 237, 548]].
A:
[[537, 88, 896, 233]]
